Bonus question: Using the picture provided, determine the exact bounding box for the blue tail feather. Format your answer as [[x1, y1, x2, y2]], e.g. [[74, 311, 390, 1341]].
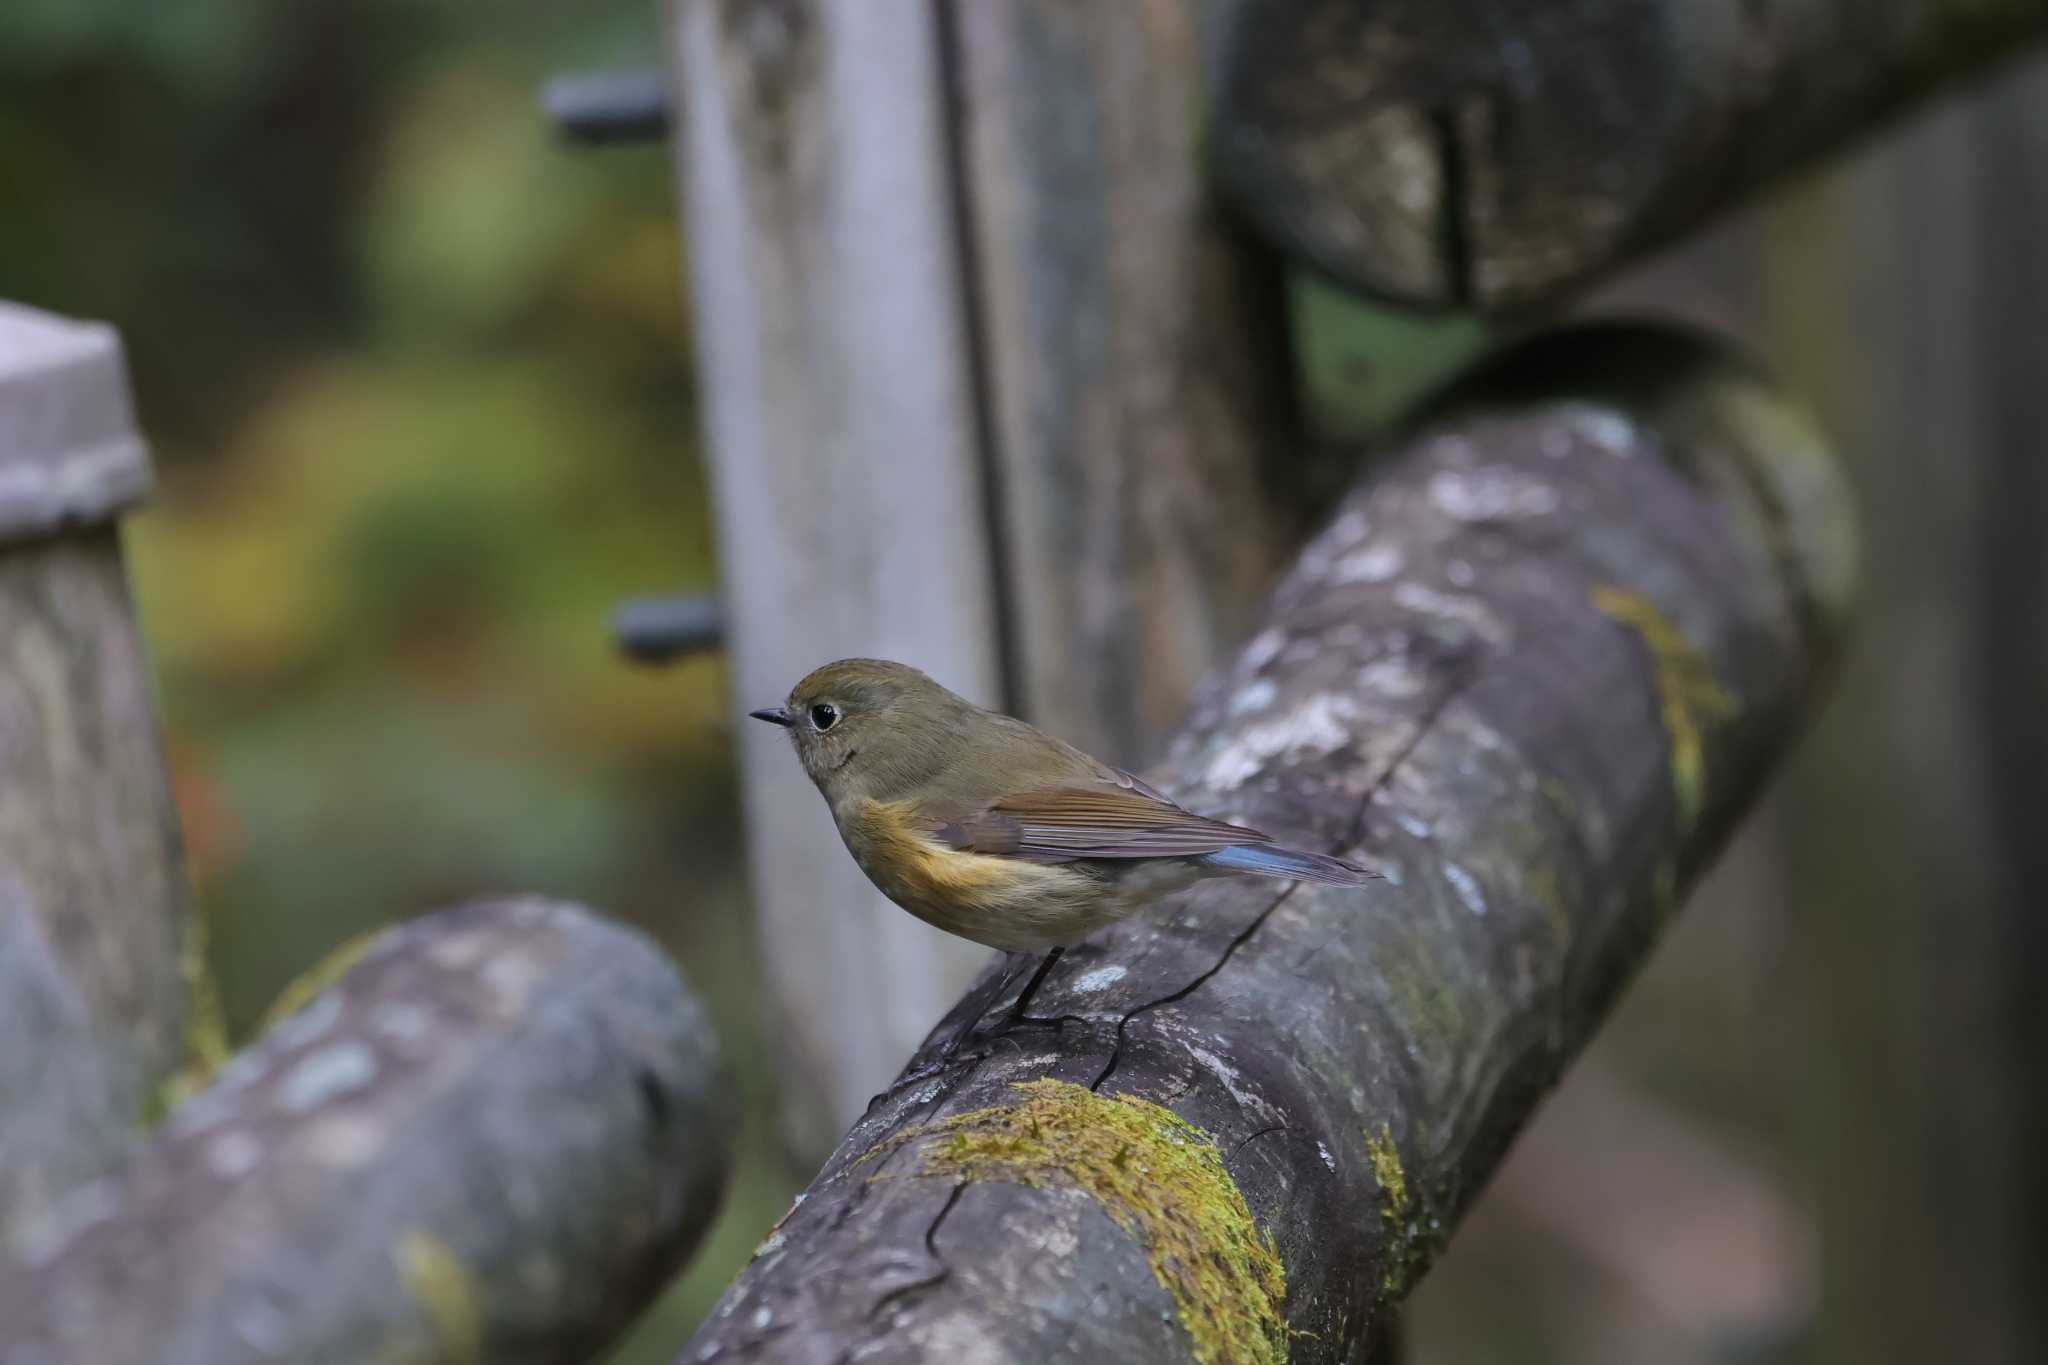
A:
[[1199, 843, 1374, 885]]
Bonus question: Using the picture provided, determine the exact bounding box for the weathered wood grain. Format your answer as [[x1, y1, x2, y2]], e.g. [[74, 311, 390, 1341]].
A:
[[677, 322, 1855, 1363], [948, 0, 1302, 763], [0, 899, 730, 1365], [0, 303, 187, 1255], [1212, 0, 2048, 309], [666, 0, 1003, 1156]]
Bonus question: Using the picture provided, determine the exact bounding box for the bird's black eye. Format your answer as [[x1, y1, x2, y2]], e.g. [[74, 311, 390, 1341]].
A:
[[810, 703, 839, 731]]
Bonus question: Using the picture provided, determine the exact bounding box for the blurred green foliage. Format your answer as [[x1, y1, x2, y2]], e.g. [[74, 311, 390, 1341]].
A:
[[1286, 270, 1491, 443], [1, 1, 793, 1355]]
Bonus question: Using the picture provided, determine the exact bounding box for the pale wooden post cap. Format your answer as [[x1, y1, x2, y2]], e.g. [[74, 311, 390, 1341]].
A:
[[0, 301, 154, 542]]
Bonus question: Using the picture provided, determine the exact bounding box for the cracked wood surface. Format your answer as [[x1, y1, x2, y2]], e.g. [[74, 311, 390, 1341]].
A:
[[677, 323, 1855, 1363], [946, 0, 1304, 763], [0, 900, 731, 1365], [1211, 0, 2048, 309], [0, 304, 187, 1256]]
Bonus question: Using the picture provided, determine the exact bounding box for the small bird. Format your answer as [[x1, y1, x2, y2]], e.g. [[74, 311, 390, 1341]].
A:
[[749, 659, 1372, 963]]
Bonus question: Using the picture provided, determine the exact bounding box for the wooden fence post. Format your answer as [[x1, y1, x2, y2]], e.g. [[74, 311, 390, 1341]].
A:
[[943, 0, 1302, 761], [0, 303, 190, 1255], [666, 0, 1004, 1157], [1761, 56, 2048, 1361]]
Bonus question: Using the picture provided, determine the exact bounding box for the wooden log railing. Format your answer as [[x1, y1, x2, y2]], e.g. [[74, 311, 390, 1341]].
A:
[[676, 323, 1856, 1362], [0, 899, 731, 1365], [1212, 0, 2048, 310]]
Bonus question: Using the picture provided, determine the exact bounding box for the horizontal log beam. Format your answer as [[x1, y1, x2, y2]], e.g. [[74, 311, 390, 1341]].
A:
[[1212, 0, 2048, 309], [677, 322, 1856, 1363], [0, 899, 730, 1365]]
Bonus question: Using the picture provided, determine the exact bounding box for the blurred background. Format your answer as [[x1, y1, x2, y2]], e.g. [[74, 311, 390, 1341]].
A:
[[2, 3, 2042, 1362]]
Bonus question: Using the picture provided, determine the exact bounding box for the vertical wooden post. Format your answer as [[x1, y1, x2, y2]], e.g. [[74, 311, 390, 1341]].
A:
[[667, 0, 1004, 1155], [1969, 66, 2048, 1350], [945, 0, 1300, 763], [1763, 58, 2048, 1362], [0, 303, 188, 1251]]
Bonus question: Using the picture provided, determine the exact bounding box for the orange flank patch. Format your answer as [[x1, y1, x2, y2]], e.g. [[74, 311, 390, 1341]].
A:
[[850, 799, 1021, 895], [843, 799, 1112, 952]]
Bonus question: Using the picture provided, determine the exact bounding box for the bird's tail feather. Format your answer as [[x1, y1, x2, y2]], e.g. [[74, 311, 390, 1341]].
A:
[[1200, 843, 1375, 885]]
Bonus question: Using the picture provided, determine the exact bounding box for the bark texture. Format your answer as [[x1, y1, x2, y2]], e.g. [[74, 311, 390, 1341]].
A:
[[947, 0, 1303, 763], [678, 322, 1855, 1364], [0, 899, 731, 1365], [1212, 0, 2048, 309], [0, 303, 187, 1255]]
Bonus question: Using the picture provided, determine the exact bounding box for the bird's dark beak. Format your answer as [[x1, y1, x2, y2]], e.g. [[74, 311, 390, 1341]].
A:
[[748, 706, 793, 728]]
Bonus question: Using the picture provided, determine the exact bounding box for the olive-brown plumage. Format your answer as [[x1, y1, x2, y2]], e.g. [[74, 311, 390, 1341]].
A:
[[750, 658, 1371, 951]]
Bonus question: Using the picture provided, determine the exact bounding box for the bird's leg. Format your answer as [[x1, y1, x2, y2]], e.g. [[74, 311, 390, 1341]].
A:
[[1004, 945, 1064, 1026], [899, 952, 1027, 1078], [878, 949, 1066, 1105]]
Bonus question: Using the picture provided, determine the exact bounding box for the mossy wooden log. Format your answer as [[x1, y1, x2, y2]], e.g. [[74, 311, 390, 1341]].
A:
[[677, 323, 1855, 1363], [1212, 0, 2048, 309], [0, 899, 731, 1365], [0, 303, 188, 1256]]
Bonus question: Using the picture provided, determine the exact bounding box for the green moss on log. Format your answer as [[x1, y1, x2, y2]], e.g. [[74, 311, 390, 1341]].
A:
[[253, 929, 383, 1037], [152, 910, 229, 1122], [1592, 585, 1737, 830], [396, 1228, 482, 1365], [874, 1079, 1288, 1365]]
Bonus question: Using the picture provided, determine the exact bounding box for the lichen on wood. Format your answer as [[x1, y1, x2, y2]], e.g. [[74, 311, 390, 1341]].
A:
[[871, 1079, 1288, 1365], [1591, 584, 1740, 832]]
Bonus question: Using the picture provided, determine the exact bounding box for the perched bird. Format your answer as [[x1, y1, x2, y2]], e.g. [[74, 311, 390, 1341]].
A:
[[748, 658, 1372, 960]]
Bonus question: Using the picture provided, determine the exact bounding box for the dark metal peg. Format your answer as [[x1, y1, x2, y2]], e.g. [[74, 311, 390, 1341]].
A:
[[542, 69, 671, 145], [612, 592, 723, 664]]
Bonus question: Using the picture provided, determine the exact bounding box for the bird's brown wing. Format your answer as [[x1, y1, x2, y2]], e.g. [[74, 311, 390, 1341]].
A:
[[926, 778, 1273, 864]]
